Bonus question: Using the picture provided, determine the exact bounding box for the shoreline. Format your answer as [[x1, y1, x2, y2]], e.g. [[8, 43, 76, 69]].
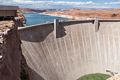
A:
[[40, 12, 72, 19], [42, 12, 94, 20]]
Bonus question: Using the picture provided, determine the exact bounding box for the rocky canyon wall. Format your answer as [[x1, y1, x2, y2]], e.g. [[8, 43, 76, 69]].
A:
[[0, 21, 21, 80]]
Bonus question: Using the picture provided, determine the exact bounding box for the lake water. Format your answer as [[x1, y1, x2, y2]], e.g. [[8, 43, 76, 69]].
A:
[[24, 13, 67, 26]]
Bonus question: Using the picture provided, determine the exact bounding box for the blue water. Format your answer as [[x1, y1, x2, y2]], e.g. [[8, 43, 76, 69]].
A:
[[24, 13, 67, 26]]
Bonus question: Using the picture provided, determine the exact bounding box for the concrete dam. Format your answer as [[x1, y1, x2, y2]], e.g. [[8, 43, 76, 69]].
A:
[[18, 19, 120, 80]]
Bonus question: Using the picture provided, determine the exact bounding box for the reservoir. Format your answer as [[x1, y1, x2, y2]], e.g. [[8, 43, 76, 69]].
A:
[[24, 13, 67, 26]]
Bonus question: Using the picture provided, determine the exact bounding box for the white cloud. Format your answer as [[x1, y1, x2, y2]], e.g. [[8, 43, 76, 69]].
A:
[[0, 0, 13, 4], [105, 1, 120, 4], [0, 0, 111, 9], [12, 0, 95, 5], [13, 0, 34, 4]]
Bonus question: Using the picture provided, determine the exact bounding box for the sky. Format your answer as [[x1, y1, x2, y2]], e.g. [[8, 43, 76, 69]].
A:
[[0, 0, 120, 9]]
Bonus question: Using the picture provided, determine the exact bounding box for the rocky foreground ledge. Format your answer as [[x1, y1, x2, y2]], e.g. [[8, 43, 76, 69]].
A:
[[0, 21, 15, 33], [0, 20, 21, 80]]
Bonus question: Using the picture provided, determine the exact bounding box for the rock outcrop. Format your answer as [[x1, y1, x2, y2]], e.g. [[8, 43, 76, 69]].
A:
[[0, 21, 21, 80]]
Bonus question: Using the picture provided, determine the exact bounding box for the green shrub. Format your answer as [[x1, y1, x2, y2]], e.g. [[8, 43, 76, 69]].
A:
[[77, 73, 110, 80]]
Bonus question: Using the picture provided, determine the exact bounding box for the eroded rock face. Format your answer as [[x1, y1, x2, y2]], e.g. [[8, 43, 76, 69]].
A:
[[0, 21, 21, 80]]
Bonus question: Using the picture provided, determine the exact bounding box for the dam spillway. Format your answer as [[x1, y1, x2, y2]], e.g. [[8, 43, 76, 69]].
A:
[[19, 20, 120, 80]]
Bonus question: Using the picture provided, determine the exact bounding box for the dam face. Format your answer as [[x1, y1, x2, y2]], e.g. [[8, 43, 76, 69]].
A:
[[19, 20, 120, 80]]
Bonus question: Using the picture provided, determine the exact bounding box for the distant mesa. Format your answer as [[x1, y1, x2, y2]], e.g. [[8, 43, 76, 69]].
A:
[[19, 8, 58, 13]]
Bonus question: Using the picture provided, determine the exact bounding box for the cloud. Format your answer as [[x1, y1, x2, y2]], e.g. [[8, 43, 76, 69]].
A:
[[13, 0, 34, 4], [0, 0, 111, 9], [2, 0, 98, 9], [105, 1, 120, 4], [0, 0, 13, 4], [13, 0, 95, 5]]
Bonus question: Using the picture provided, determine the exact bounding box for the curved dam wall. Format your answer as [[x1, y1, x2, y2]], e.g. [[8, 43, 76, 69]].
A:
[[19, 20, 120, 80]]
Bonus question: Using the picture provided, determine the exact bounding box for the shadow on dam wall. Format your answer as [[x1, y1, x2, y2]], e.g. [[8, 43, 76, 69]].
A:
[[21, 54, 45, 80], [19, 20, 120, 80]]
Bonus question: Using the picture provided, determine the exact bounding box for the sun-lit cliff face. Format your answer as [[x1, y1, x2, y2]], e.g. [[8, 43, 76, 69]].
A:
[[0, 21, 15, 32], [0, 21, 21, 80]]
